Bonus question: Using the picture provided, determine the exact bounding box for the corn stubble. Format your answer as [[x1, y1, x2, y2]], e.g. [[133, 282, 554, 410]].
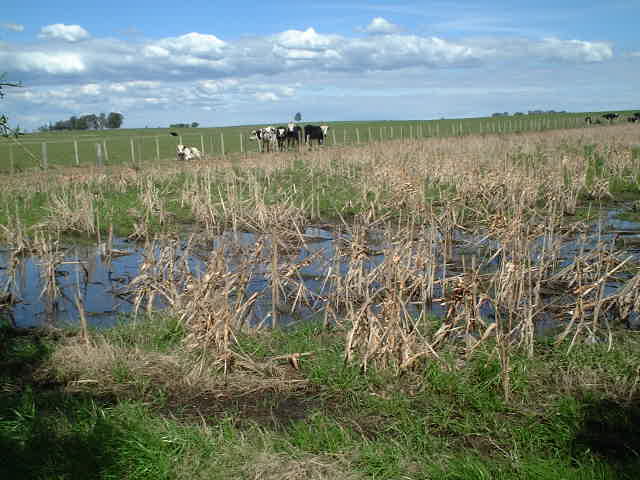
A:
[[2, 124, 640, 398]]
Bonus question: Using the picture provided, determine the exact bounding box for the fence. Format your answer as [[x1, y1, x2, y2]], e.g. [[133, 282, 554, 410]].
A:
[[0, 115, 589, 173]]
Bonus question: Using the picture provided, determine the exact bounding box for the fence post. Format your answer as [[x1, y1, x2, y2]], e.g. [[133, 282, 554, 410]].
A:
[[368, 127, 372, 143], [155, 137, 160, 161], [200, 135, 205, 155], [9, 145, 14, 173], [332, 130, 336, 146], [343, 129, 346, 145], [102, 140, 109, 164], [240, 133, 244, 153], [356, 128, 360, 144], [41, 142, 48, 169], [130, 138, 135, 163], [74, 140, 79, 165], [96, 143, 104, 167], [220, 132, 225, 156]]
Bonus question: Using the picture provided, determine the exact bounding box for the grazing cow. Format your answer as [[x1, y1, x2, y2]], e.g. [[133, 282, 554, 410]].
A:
[[170, 132, 179, 137], [250, 126, 278, 152], [304, 124, 330, 146], [285, 122, 303, 149], [176, 144, 202, 161], [628, 116, 638, 123], [585, 116, 593, 125], [602, 113, 619, 123]]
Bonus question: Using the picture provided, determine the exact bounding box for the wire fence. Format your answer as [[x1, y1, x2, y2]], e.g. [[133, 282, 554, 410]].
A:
[[0, 115, 591, 173]]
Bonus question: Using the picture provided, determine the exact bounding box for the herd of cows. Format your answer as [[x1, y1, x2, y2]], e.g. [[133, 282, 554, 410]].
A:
[[248, 122, 330, 153], [174, 122, 329, 160], [173, 112, 640, 161], [585, 112, 640, 125]]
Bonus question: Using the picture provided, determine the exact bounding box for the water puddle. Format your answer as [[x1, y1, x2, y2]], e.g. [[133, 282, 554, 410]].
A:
[[1, 207, 639, 331]]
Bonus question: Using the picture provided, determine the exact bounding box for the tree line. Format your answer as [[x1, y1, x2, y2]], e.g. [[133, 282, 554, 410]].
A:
[[38, 112, 124, 132]]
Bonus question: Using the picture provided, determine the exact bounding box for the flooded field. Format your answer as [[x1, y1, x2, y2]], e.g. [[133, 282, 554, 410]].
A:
[[2, 205, 639, 335]]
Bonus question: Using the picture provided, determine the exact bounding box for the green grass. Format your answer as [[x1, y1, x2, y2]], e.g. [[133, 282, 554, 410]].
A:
[[2, 315, 640, 479], [2, 110, 627, 172]]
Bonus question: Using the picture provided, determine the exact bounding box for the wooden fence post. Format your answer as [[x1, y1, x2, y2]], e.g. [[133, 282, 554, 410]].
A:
[[220, 132, 225, 155], [368, 127, 372, 143], [332, 130, 336, 146], [102, 140, 109, 163], [41, 142, 48, 169], [74, 140, 79, 165], [200, 135, 205, 155], [130, 138, 135, 164], [155, 137, 160, 161], [356, 128, 360, 144], [9, 145, 14, 173], [240, 133, 244, 153], [96, 143, 104, 167]]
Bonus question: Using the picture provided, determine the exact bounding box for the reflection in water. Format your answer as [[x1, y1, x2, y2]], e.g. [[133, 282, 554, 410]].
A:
[[1, 208, 639, 331]]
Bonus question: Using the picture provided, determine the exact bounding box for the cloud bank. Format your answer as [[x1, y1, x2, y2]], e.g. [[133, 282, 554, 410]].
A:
[[0, 17, 622, 129]]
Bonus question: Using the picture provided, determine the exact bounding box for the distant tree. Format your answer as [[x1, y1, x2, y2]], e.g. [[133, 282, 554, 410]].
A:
[[1, 74, 22, 137], [191, 122, 199, 128], [98, 112, 107, 130], [294, 112, 302, 122], [106, 112, 124, 129]]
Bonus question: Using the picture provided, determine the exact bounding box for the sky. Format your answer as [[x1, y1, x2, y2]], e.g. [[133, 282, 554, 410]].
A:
[[2, 0, 640, 131]]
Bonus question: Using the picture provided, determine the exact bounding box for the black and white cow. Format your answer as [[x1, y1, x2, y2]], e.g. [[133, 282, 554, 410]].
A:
[[285, 122, 303, 149], [250, 126, 278, 152], [276, 126, 288, 151], [304, 124, 330, 146], [176, 144, 202, 161], [602, 113, 619, 123]]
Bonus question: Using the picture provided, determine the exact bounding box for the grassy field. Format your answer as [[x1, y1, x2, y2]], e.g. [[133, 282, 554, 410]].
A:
[[1, 109, 637, 172], [1, 118, 640, 479], [2, 313, 640, 479]]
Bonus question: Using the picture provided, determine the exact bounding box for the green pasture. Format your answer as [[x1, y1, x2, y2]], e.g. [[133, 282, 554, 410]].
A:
[[0, 110, 637, 172]]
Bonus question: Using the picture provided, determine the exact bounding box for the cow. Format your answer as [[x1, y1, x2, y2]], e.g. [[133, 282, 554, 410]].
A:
[[602, 113, 619, 123], [285, 122, 303, 149], [176, 144, 202, 161], [250, 126, 278, 152], [585, 116, 593, 125], [628, 116, 638, 123], [304, 124, 330, 146], [275, 126, 288, 151]]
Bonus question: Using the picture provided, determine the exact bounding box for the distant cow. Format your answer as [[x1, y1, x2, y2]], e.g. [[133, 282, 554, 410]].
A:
[[176, 144, 202, 161], [275, 126, 288, 151], [585, 116, 593, 125], [602, 113, 619, 123], [250, 126, 278, 152], [285, 122, 303, 149], [628, 116, 638, 123], [304, 124, 330, 146]]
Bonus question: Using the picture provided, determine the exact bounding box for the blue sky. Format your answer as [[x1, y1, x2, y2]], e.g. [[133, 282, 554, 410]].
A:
[[2, 1, 639, 130]]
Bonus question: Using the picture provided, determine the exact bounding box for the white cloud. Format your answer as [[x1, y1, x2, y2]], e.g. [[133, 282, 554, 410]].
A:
[[362, 17, 402, 35], [535, 37, 613, 63], [2, 22, 626, 131], [38, 24, 90, 42], [255, 92, 279, 102], [154, 32, 226, 56], [1, 23, 24, 32], [1, 51, 86, 74]]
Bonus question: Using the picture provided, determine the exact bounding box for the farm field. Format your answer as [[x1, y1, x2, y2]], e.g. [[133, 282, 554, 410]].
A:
[[1, 120, 640, 479], [1, 109, 636, 172]]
